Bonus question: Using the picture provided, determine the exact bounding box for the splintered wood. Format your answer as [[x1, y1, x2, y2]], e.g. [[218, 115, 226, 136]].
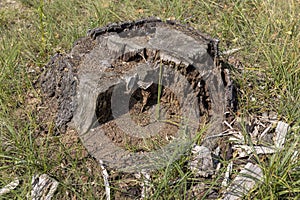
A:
[[30, 174, 59, 200], [187, 118, 291, 199], [0, 179, 20, 196], [223, 163, 263, 200]]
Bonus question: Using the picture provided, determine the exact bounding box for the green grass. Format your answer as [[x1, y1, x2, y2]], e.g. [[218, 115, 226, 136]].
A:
[[0, 0, 299, 199]]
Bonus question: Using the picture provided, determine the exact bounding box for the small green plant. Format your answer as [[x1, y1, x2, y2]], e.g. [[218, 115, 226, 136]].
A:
[[156, 60, 164, 120]]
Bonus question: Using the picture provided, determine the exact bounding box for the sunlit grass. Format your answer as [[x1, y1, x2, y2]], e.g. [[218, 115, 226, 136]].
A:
[[0, 0, 299, 199]]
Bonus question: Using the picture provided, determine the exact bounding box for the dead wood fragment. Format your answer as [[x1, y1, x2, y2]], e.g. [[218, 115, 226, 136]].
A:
[[222, 163, 263, 200], [30, 174, 59, 200]]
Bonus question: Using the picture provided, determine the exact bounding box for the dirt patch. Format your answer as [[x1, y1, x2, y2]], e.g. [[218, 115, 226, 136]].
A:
[[0, 0, 22, 10], [101, 85, 182, 152]]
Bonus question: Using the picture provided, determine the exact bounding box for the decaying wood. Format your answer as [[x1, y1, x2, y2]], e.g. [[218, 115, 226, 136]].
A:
[[189, 145, 214, 177], [0, 178, 20, 196], [30, 174, 59, 200], [274, 121, 289, 149], [39, 18, 233, 172], [223, 163, 263, 200]]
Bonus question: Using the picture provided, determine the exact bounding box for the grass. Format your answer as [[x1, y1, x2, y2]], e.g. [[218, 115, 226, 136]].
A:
[[0, 0, 299, 199]]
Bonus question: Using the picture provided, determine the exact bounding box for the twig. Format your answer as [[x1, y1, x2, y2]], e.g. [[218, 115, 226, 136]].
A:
[[141, 170, 151, 199], [220, 47, 244, 56], [99, 160, 110, 200], [202, 130, 237, 141]]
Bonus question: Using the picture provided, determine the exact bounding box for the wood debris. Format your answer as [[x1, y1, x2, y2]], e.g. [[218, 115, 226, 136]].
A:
[[99, 160, 111, 200], [135, 169, 152, 199], [219, 118, 290, 199], [191, 113, 291, 199], [274, 121, 289, 149], [188, 145, 214, 177], [229, 120, 290, 158], [222, 161, 233, 187], [232, 145, 276, 158], [30, 174, 59, 200], [0, 178, 19, 196], [222, 163, 263, 200]]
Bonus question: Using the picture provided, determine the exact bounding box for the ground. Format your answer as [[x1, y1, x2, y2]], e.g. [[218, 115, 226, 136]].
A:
[[0, 0, 299, 199]]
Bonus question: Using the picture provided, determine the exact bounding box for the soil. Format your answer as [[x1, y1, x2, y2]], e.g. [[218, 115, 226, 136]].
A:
[[101, 85, 182, 152]]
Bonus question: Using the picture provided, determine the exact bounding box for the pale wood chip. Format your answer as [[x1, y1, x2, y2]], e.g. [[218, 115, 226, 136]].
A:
[[0, 178, 19, 196], [274, 121, 289, 149], [223, 163, 263, 200], [30, 174, 59, 200]]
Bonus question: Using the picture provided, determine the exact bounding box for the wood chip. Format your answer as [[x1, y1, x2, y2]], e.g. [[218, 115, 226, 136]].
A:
[[0, 178, 19, 196], [30, 174, 59, 200], [99, 160, 110, 200], [274, 121, 289, 149], [233, 145, 276, 158], [141, 170, 151, 199], [189, 145, 214, 177], [223, 163, 263, 200], [222, 161, 233, 187], [258, 125, 272, 141]]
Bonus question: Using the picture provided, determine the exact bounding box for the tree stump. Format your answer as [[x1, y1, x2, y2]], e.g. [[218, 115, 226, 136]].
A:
[[40, 18, 234, 173]]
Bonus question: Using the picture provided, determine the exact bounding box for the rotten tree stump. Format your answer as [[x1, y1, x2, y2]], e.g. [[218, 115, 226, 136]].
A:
[[40, 18, 234, 172]]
